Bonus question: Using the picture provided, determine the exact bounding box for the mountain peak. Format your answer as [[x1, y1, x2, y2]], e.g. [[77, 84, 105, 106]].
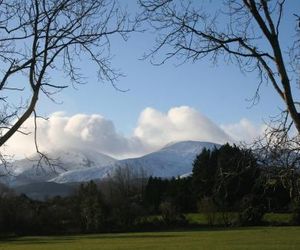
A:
[[159, 140, 220, 155], [162, 140, 219, 149]]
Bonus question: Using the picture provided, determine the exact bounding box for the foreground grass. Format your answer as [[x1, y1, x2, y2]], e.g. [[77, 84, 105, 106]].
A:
[[1, 227, 300, 250]]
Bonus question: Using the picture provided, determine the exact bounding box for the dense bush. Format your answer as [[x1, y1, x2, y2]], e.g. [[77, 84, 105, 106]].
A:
[[159, 201, 186, 225], [238, 195, 265, 226], [291, 199, 300, 225], [197, 197, 217, 226]]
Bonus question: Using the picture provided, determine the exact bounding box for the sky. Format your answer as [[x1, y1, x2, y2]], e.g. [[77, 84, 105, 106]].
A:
[[3, 0, 300, 159]]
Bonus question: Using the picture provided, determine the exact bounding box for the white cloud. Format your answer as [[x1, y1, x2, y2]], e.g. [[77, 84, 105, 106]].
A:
[[2, 106, 264, 159], [3, 112, 146, 159], [221, 118, 266, 143], [134, 106, 231, 147]]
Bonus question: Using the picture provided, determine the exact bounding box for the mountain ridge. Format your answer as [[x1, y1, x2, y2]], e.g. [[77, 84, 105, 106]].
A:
[[0, 140, 220, 187], [0, 148, 116, 187], [51, 140, 219, 183]]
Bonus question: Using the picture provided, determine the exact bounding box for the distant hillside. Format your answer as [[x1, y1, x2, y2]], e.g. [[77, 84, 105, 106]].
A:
[[0, 141, 220, 190], [0, 148, 116, 187], [14, 182, 78, 200], [51, 141, 220, 183]]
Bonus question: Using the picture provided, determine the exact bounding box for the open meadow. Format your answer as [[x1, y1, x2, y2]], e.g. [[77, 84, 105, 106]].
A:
[[1, 227, 300, 250]]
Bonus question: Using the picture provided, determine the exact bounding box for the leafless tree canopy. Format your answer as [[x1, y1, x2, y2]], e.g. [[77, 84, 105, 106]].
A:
[[139, 0, 300, 134], [0, 0, 134, 155]]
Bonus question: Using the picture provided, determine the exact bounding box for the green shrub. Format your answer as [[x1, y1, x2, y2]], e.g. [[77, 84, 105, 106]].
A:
[[159, 201, 186, 225], [238, 196, 265, 226], [198, 197, 217, 226], [291, 199, 300, 225]]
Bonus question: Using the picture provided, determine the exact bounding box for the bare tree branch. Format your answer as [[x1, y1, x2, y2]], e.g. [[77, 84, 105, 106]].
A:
[[0, 0, 136, 153], [139, 0, 300, 134]]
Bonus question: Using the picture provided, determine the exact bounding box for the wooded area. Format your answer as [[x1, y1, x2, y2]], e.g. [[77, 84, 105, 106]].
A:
[[0, 144, 299, 235]]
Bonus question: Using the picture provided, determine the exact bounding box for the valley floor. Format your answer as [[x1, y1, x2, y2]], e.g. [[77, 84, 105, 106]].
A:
[[1, 227, 300, 250]]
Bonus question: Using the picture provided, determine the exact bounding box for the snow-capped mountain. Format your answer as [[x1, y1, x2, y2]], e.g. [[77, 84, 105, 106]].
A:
[[0, 141, 219, 187], [51, 141, 219, 183], [119, 140, 219, 177], [0, 148, 116, 187]]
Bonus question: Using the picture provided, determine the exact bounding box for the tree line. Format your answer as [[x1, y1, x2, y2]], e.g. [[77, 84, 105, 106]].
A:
[[1, 144, 300, 236]]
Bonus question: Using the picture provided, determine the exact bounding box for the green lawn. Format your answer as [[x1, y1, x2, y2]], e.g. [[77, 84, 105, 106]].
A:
[[263, 213, 292, 224], [185, 213, 292, 225], [1, 227, 300, 250]]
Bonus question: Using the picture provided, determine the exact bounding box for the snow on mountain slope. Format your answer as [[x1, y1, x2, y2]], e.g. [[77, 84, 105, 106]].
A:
[[51, 141, 219, 183], [49, 165, 114, 184], [0, 148, 116, 187], [119, 141, 219, 178]]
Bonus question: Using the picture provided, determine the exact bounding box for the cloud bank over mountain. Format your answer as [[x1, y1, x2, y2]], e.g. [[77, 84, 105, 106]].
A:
[[134, 106, 231, 147], [220, 118, 266, 143], [3, 106, 264, 159]]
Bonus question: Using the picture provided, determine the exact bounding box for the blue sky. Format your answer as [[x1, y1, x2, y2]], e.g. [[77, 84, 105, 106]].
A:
[[9, 0, 299, 158]]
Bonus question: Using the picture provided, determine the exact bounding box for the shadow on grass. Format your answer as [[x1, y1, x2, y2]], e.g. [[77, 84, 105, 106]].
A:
[[1, 233, 184, 245], [2, 226, 293, 246], [1, 236, 76, 245]]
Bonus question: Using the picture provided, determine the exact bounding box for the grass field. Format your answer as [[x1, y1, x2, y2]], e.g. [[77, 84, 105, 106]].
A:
[[1, 227, 300, 250], [185, 212, 292, 225]]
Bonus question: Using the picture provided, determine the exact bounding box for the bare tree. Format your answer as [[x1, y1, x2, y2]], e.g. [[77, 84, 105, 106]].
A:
[[139, 0, 300, 134], [0, 0, 135, 160], [99, 165, 149, 228], [251, 121, 300, 202], [105, 165, 148, 199]]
